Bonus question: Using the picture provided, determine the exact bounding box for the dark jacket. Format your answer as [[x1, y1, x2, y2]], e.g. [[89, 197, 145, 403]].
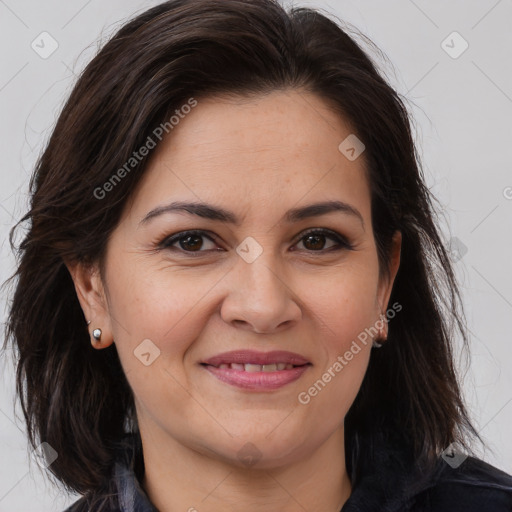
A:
[[63, 433, 512, 511]]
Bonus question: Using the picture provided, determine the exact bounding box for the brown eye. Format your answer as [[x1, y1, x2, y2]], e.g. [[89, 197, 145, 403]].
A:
[[294, 229, 353, 253], [179, 234, 204, 251], [303, 233, 327, 250], [161, 230, 219, 254]]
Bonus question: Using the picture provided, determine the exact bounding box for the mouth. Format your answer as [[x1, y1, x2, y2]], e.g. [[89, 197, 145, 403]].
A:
[[201, 362, 309, 372], [199, 350, 312, 390], [201, 349, 311, 368]]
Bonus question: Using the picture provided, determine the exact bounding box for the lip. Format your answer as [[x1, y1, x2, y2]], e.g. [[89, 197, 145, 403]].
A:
[[203, 363, 311, 390], [202, 350, 310, 367], [200, 350, 311, 391]]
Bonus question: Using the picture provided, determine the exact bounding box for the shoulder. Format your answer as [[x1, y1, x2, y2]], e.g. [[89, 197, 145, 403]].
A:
[[412, 456, 512, 511]]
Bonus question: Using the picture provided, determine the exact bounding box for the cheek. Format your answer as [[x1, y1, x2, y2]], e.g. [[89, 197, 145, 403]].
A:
[[104, 260, 218, 392], [108, 273, 210, 425], [108, 249, 212, 334], [304, 264, 380, 346]]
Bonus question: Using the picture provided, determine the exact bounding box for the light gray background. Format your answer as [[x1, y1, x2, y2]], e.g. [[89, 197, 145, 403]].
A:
[[1, 1, 511, 510]]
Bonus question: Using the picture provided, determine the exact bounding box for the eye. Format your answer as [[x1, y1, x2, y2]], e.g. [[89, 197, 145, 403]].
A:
[[293, 228, 353, 252], [160, 230, 220, 254]]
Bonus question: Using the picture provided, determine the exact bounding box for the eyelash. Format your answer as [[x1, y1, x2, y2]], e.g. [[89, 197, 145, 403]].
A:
[[158, 228, 354, 256]]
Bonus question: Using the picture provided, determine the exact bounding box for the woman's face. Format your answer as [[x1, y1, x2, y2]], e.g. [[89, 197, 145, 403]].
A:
[[75, 90, 400, 468]]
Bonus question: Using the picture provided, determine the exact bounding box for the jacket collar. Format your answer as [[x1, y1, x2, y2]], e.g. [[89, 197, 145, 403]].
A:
[[113, 434, 157, 511], [340, 430, 435, 511]]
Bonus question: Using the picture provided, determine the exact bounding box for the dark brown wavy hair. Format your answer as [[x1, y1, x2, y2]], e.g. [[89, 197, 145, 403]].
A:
[[3, 0, 483, 509]]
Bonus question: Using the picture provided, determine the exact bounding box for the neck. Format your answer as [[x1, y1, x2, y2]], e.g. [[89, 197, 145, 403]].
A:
[[140, 426, 351, 512]]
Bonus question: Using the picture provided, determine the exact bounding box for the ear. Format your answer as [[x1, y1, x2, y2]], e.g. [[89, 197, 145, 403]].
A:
[[376, 230, 402, 327], [64, 259, 114, 349]]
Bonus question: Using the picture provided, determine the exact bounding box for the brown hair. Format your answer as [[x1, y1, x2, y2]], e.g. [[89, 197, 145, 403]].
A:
[[3, 0, 482, 508]]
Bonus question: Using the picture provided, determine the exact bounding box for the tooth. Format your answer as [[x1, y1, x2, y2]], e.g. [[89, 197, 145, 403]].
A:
[[244, 364, 263, 372], [217, 363, 294, 371]]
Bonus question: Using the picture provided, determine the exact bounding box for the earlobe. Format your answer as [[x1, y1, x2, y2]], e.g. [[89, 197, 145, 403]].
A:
[[64, 259, 114, 349]]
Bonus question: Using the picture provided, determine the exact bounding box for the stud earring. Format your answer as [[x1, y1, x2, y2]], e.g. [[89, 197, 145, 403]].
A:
[[92, 328, 102, 341], [372, 313, 388, 349]]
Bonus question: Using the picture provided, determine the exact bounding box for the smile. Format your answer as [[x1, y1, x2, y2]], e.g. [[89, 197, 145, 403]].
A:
[[201, 362, 311, 390], [209, 362, 300, 371]]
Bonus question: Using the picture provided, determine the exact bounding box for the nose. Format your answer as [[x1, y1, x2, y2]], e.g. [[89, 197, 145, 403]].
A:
[[220, 255, 302, 334]]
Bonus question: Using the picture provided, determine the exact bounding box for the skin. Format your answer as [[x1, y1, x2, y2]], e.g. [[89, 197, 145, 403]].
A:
[[68, 89, 401, 512]]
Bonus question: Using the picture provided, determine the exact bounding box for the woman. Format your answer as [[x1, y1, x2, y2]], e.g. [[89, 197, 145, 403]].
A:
[[4, 0, 512, 510]]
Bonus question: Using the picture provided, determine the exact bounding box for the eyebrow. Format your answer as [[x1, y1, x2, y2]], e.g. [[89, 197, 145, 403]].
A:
[[140, 200, 364, 228]]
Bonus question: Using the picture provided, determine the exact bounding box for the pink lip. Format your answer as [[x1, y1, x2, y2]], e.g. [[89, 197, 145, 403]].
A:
[[202, 349, 310, 366], [203, 364, 310, 390]]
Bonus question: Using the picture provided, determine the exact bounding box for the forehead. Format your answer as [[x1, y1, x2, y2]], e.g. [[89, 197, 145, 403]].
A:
[[125, 90, 371, 224]]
